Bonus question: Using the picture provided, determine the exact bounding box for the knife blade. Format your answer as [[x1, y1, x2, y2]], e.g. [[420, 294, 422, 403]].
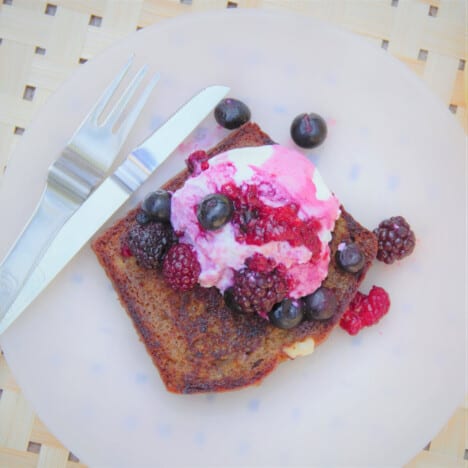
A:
[[0, 85, 230, 334]]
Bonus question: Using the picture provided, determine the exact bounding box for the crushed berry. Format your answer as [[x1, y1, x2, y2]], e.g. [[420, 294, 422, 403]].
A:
[[373, 216, 416, 264], [340, 286, 391, 335], [228, 262, 289, 319], [244, 253, 277, 273], [186, 150, 210, 176], [120, 242, 133, 258], [162, 243, 201, 291], [220, 182, 322, 260]]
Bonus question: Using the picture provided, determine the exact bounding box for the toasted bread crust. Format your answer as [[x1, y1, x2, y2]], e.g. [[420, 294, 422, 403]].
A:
[[92, 123, 377, 394]]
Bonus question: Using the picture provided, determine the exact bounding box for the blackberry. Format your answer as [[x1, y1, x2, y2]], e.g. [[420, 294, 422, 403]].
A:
[[228, 264, 288, 319], [162, 243, 201, 291], [125, 221, 177, 269], [373, 216, 415, 264]]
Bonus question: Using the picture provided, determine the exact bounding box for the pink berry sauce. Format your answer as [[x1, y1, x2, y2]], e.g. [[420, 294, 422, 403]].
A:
[[220, 181, 322, 260]]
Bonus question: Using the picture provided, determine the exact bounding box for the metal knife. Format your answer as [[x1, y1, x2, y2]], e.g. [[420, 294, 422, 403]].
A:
[[0, 84, 230, 334]]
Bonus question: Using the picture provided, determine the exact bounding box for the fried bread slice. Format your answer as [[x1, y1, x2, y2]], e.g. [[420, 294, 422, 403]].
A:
[[92, 123, 377, 393]]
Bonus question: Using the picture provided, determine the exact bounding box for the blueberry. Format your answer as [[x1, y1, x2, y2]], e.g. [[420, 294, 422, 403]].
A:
[[290, 113, 327, 148], [336, 242, 365, 273], [214, 98, 251, 130], [142, 190, 172, 223], [136, 210, 151, 225], [197, 194, 234, 231], [303, 287, 337, 321], [268, 299, 304, 329]]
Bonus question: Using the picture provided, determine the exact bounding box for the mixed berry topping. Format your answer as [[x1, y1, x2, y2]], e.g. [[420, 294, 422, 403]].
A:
[[186, 150, 210, 176], [197, 193, 234, 231], [125, 221, 177, 269], [373, 216, 416, 264], [141, 190, 172, 223], [339, 286, 391, 335], [220, 182, 322, 258], [290, 113, 327, 149], [268, 299, 304, 329], [214, 98, 251, 130], [162, 243, 201, 291], [118, 103, 414, 337], [336, 242, 365, 274], [227, 256, 289, 319], [303, 286, 338, 321]]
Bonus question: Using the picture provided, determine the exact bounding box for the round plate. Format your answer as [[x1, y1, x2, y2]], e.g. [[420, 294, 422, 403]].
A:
[[0, 9, 465, 467]]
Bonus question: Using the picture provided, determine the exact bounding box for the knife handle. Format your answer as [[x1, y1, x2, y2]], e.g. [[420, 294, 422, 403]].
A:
[[0, 187, 78, 321]]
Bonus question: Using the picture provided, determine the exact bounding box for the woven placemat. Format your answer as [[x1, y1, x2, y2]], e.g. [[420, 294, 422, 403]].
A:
[[0, 1, 466, 467]]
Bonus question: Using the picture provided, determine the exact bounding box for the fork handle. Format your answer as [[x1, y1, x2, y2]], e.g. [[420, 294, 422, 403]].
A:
[[0, 186, 78, 321]]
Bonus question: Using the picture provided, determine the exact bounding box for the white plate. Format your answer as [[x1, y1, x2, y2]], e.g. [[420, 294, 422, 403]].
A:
[[0, 9, 465, 467]]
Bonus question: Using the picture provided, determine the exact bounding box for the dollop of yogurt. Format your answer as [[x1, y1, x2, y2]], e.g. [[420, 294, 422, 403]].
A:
[[171, 145, 340, 298]]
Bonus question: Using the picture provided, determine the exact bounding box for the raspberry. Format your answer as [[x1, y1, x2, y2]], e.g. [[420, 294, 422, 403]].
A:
[[125, 221, 176, 269], [186, 150, 209, 176], [373, 216, 415, 264], [347, 291, 367, 314], [162, 243, 201, 291], [360, 286, 391, 326], [229, 262, 289, 319], [339, 311, 362, 335], [339, 286, 390, 335]]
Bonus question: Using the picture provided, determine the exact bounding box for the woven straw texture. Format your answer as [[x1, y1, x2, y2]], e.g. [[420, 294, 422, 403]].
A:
[[0, 1, 466, 467]]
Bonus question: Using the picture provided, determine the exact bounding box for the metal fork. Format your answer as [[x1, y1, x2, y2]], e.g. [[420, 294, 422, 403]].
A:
[[0, 57, 159, 316]]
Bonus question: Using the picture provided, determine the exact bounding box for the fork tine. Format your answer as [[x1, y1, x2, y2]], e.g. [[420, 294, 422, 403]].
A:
[[115, 72, 161, 145], [102, 64, 149, 129], [89, 55, 134, 124]]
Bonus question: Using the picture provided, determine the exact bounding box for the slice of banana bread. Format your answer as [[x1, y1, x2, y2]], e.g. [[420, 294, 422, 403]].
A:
[[92, 122, 377, 394]]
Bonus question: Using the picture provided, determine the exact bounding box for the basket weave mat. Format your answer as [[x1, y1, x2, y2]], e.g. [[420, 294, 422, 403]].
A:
[[0, 1, 466, 467]]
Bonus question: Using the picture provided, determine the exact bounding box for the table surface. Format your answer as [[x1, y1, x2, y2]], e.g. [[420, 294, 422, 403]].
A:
[[0, 1, 466, 467]]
